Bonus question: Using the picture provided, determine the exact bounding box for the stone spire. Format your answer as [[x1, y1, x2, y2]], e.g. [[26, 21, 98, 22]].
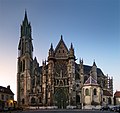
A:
[[69, 43, 75, 59], [21, 10, 31, 37], [48, 43, 54, 60], [91, 60, 97, 81]]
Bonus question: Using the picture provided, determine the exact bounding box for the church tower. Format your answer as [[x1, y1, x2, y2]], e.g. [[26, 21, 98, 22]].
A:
[[47, 43, 55, 105], [68, 43, 76, 105], [17, 11, 33, 107]]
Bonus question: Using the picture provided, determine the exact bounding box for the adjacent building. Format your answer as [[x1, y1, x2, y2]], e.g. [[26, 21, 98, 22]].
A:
[[17, 11, 113, 109], [0, 85, 15, 110], [114, 91, 120, 105]]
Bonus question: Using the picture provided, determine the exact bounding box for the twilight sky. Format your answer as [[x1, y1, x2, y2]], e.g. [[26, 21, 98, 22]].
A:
[[0, 0, 119, 100]]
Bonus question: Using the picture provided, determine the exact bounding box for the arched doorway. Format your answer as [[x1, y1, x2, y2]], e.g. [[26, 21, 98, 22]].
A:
[[54, 88, 68, 109], [31, 97, 35, 104], [108, 97, 112, 105], [76, 95, 80, 108], [22, 98, 24, 104], [76, 95, 80, 103]]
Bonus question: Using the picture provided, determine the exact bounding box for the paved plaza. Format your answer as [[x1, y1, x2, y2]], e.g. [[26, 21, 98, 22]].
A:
[[11, 109, 116, 113]]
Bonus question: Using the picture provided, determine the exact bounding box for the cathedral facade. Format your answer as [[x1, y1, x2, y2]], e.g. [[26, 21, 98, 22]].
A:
[[17, 12, 113, 109]]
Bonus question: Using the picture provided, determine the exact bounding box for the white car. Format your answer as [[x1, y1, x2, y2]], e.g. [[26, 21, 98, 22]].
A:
[[66, 105, 76, 109]]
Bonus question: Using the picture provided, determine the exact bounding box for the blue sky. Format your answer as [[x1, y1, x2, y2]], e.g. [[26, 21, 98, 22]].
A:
[[0, 0, 119, 100]]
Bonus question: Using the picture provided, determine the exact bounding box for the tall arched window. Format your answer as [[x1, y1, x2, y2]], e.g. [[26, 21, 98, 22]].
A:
[[20, 61, 22, 72], [85, 88, 89, 96], [108, 97, 112, 104], [31, 97, 35, 104], [76, 95, 80, 103], [23, 60, 25, 72], [93, 88, 97, 95], [39, 97, 41, 103], [22, 98, 24, 104]]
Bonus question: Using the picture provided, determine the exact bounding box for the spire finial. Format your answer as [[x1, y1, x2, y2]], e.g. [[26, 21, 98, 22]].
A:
[[49, 43, 54, 52], [34, 57, 37, 60], [80, 58, 83, 64], [50, 43, 53, 49], [24, 9, 28, 22], [61, 35, 63, 40], [42, 60, 44, 65], [93, 59, 96, 66], [45, 59, 46, 65], [70, 43, 73, 49]]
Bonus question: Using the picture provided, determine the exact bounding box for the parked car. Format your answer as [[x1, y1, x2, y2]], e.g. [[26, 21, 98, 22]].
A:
[[3, 107, 9, 112], [110, 105, 120, 112], [100, 106, 110, 111], [66, 105, 76, 109], [8, 107, 15, 111], [0, 108, 3, 112], [16, 107, 23, 111]]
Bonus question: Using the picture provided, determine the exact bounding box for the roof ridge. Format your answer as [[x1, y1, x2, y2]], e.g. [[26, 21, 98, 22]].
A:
[[84, 75, 98, 85]]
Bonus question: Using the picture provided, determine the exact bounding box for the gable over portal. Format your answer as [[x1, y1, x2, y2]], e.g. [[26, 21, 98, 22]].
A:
[[55, 35, 68, 59]]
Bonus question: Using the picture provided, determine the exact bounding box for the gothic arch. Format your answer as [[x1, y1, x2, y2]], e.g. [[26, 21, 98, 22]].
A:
[[108, 97, 112, 105], [76, 95, 80, 103], [22, 98, 24, 104], [20, 61, 22, 72], [39, 97, 42, 103], [23, 60, 25, 71], [31, 97, 35, 104], [85, 88, 89, 96], [93, 88, 97, 95], [54, 88, 68, 108]]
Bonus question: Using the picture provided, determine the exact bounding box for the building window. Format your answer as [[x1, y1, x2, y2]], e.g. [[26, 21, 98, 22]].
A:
[[31, 97, 35, 104], [37, 89, 39, 93], [76, 95, 80, 103], [22, 98, 24, 104], [103, 98, 105, 102], [10, 96, 13, 99], [10, 103, 12, 107], [108, 97, 112, 104], [93, 89, 97, 95], [1, 94, 4, 100], [6, 95, 8, 100], [7, 102, 8, 107], [85, 88, 89, 96], [39, 97, 41, 103], [76, 84, 79, 87], [23, 60, 25, 72], [20, 61, 22, 72]]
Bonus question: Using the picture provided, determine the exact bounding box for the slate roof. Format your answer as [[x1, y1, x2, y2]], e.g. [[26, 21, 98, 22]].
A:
[[75, 63, 104, 77], [103, 89, 113, 96], [0, 86, 14, 95], [40, 63, 104, 78], [114, 91, 120, 97], [83, 65, 104, 77]]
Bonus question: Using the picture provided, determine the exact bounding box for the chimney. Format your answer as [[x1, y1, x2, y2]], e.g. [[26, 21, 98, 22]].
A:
[[7, 85, 10, 89]]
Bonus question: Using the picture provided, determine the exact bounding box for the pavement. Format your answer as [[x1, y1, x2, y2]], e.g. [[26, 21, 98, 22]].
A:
[[0, 109, 115, 113]]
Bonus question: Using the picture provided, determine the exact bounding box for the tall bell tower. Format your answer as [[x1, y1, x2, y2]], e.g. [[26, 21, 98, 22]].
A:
[[17, 11, 33, 107]]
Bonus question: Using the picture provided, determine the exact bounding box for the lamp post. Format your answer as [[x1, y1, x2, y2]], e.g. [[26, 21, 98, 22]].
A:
[[36, 92, 39, 109]]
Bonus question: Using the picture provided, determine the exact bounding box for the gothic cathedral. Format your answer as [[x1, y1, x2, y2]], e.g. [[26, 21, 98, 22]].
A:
[[17, 12, 113, 109]]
